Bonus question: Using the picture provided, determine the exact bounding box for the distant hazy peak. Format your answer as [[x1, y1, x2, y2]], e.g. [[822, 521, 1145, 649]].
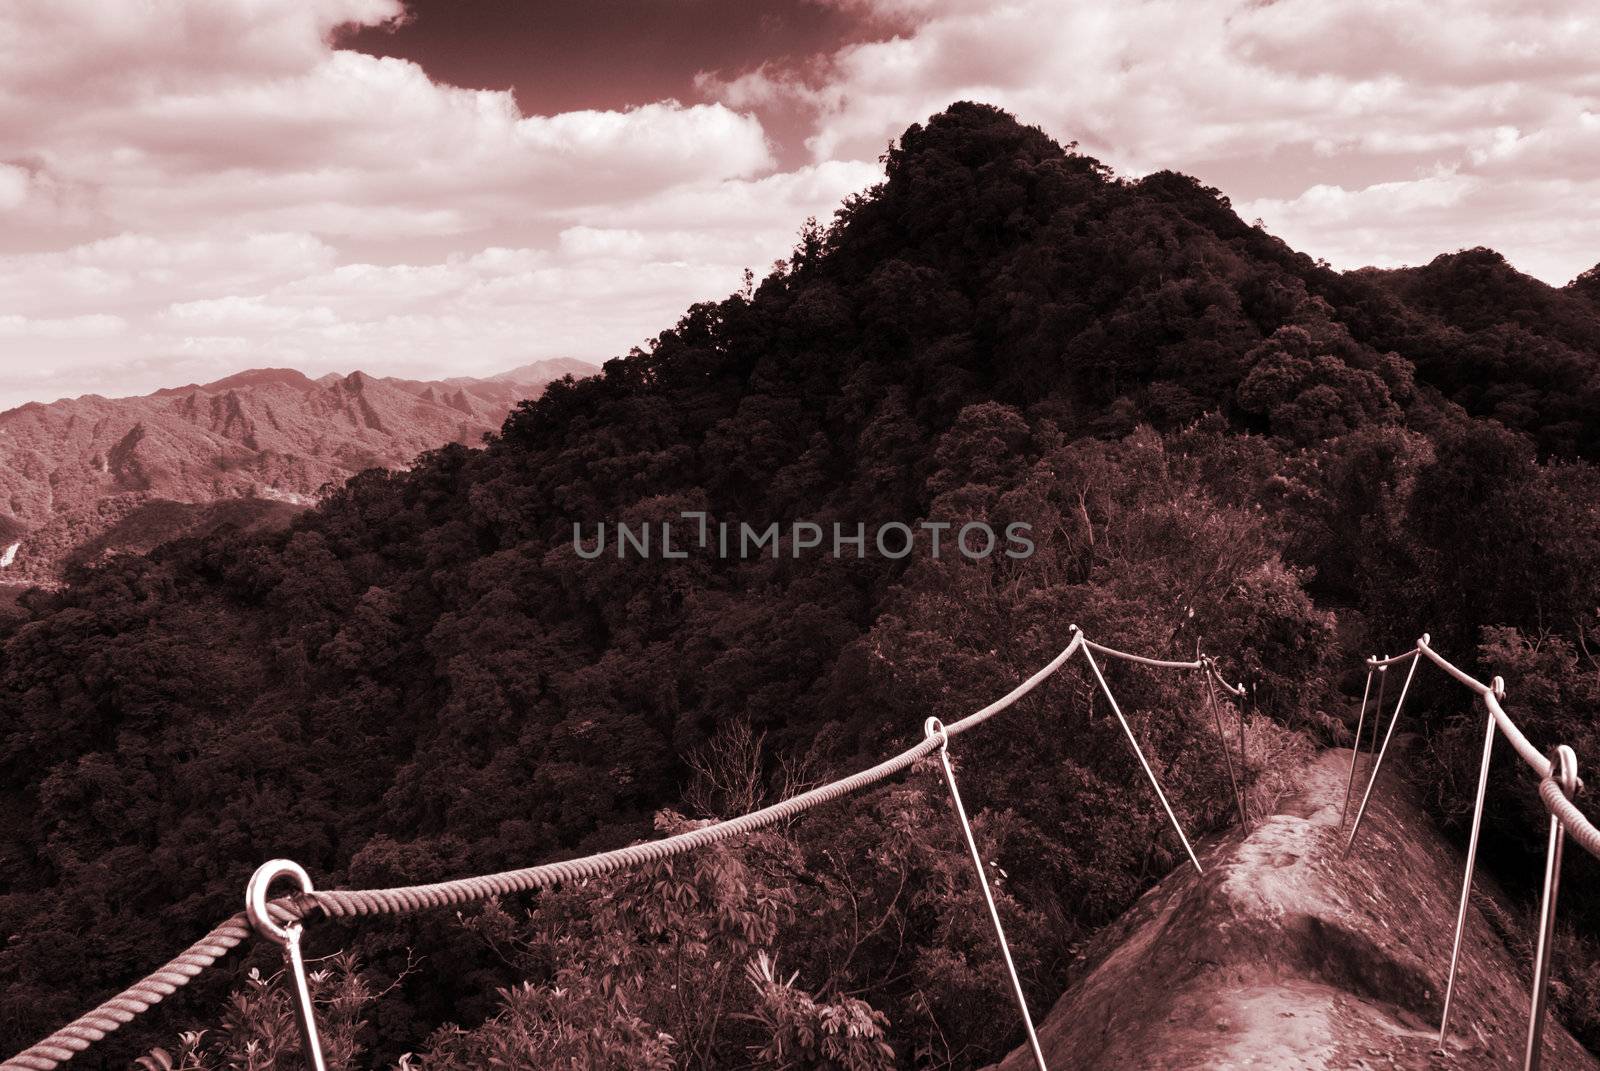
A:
[[152, 368, 319, 396], [488, 358, 601, 384]]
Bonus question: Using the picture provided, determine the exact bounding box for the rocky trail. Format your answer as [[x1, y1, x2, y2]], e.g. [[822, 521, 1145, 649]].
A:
[[990, 745, 1598, 1070]]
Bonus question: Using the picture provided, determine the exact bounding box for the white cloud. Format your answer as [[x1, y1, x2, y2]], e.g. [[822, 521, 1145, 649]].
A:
[[710, 0, 1600, 283], [4, 26, 775, 239], [0, 0, 863, 407], [0, 0, 404, 103], [0, 313, 125, 339], [0, 163, 29, 211], [1241, 173, 1600, 286], [0, 157, 879, 408], [162, 296, 339, 330], [0, 232, 339, 319]]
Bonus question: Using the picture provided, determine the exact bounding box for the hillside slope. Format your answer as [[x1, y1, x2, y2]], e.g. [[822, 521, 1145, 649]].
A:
[[991, 747, 1598, 1071], [0, 359, 596, 580]]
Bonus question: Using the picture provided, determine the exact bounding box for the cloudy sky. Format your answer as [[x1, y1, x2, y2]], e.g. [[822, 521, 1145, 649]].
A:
[[2, 0, 1598, 409]]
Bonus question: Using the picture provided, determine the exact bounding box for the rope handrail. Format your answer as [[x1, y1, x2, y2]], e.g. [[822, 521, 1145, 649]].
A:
[[1080, 636, 1246, 698], [945, 632, 1084, 738], [1347, 632, 1600, 1071], [1208, 664, 1247, 698], [1082, 637, 1202, 671], [309, 732, 950, 920], [0, 903, 302, 1071], [4, 626, 1259, 1070], [8, 626, 1254, 1070], [1540, 776, 1600, 862], [1414, 638, 1553, 779], [1352, 632, 1598, 851]]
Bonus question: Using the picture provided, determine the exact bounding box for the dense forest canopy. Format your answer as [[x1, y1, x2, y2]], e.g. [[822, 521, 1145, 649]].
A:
[[4, 103, 1600, 1068]]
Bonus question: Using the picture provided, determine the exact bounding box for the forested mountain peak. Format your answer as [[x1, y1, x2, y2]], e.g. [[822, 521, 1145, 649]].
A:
[[1568, 262, 1600, 308], [1377, 247, 1600, 348]]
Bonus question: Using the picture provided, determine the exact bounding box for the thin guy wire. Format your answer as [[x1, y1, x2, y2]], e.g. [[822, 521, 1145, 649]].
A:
[[1341, 666, 1375, 829], [1345, 649, 1421, 853], [1439, 698, 1498, 1045], [926, 718, 1049, 1071], [1204, 669, 1248, 830], [1368, 663, 1389, 775], [1525, 747, 1577, 1071], [1079, 642, 1204, 874]]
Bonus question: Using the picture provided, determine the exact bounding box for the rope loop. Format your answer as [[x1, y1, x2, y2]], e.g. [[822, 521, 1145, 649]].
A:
[[247, 860, 315, 946], [1551, 744, 1580, 798], [1492, 675, 1506, 701], [923, 716, 950, 751]]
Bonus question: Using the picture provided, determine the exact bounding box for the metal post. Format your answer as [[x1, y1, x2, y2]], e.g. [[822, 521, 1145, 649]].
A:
[[1524, 746, 1579, 1071], [1242, 681, 1253, 820], [1203, 666, 1248, 830], [1235, 675, 1248, 819], [1341, 663, 1376, 828], [247, 860, 329, 1071], [1439, 684, 1501, 1044], [1080, 644, 1204, 874], [924, 718, 1049, 1071], [1345, 644, 1423, 854]]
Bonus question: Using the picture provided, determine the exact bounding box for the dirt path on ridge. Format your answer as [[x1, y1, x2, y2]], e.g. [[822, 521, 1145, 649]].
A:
[[987, 746, 1599, 1070]]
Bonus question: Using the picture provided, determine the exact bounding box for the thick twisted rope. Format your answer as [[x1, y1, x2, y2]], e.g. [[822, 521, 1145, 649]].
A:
[[310, 733, 947, 918], [1375, 636, 1598, 850], [1082, 638, 1201, 671], [1416, 639, 1551, 777], [18, 630, 1191, 1068], [1540, 777, 1600, 862], [1, 903, 302, 1071], [312, 633, 1090, 918], [1083, 636, 1246, 697]]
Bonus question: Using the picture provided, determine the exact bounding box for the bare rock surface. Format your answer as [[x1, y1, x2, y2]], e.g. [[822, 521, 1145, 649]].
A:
[[989, 747, 1598, 1070]]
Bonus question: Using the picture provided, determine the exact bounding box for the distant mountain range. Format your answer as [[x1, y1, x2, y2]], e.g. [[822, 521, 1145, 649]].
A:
[[0, 358, 597, 582]]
